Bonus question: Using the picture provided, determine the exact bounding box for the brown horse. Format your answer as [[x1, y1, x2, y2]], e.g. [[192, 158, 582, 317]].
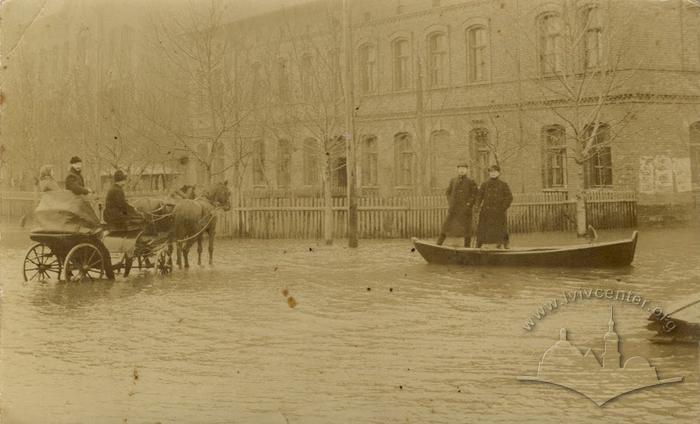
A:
[[172, 181, 231, 268]]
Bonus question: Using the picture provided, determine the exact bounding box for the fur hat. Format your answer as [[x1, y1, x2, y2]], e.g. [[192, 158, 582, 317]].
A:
[[114, 169, 127, 182], [69, 156, 82, 164]]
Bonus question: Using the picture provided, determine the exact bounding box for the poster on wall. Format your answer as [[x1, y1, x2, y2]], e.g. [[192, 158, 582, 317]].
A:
[[671, 157, 692, 193], [653, 155, 674, 193], [638, 156, 655, 194]]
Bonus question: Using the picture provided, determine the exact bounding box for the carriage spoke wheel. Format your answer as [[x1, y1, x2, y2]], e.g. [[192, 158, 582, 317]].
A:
[[157, 251, 172, 275], [23, 243, 62, 282], [63, 243, 105, 282]]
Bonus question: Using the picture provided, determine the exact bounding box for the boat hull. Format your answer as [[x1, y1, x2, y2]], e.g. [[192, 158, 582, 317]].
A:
[[412, 231, 637, 267]]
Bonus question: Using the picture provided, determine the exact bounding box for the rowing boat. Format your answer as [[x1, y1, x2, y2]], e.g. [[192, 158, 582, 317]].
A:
[[411, 231, 638, 267]]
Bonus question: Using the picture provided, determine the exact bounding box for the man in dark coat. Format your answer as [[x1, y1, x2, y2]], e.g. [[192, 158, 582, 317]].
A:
[[437, 163, 479, 247], [103, 170, 144, 231], [65, 156, 93, 195], [475, 164, 513, 248]]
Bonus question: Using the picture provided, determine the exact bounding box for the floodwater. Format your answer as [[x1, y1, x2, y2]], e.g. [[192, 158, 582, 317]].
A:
[[1, 226, 699, 423]]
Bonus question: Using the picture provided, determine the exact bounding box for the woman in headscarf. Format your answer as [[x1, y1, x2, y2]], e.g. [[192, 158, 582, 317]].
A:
[[38, 165, 61, 192]]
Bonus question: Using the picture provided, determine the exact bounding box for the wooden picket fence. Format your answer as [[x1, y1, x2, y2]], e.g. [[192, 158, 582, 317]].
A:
[[1, 190, 637, 238], [217, 191, 636, 239]]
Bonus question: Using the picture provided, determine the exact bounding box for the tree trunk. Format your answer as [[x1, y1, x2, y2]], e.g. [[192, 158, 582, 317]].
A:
[[322, 158, 333, 245], [575, 166, 587, 236]]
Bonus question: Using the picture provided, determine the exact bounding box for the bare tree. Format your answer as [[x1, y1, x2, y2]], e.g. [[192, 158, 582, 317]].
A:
[[512, 0, 644, 234], [143, 0, 253, 189], [250, 4, 347, 244]]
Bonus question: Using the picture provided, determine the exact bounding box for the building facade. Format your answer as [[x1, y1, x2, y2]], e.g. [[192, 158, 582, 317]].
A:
[[211, 0, 700, 208]]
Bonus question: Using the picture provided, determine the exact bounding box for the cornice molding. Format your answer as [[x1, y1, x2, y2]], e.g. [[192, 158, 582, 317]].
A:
[[354, 93, 700, 122]]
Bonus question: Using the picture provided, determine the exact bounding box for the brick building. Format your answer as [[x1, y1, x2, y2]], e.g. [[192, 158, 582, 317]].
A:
[[2, 0, 699, 214], [203, 0, 700, 210]]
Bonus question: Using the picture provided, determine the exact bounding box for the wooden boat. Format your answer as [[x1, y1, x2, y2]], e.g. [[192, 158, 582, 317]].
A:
[[411, 231, 638, 267]]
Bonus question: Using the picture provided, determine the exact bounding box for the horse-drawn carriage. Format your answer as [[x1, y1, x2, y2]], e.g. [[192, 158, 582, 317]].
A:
[[22, 182, 232, 282], [22, 191, 173, 282]]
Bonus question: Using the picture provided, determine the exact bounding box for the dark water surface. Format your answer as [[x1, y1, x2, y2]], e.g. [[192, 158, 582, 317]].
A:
[[1, 227, 699, 423]]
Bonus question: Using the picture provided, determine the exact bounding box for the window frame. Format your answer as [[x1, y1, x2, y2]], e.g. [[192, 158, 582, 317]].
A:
[[541, 125, 567, 189], [581, 6, 604, 70], [392, 38, 411, 91], [538, 12, 564, 76], [394, 132, 415, 187], [358, 43, 377, 95], [276, 139, 292, 189], [252, 140, 266, 187], [303, 138, 320, 186], [583, 123, 613, 189], [427, 32, 448, 87], [466, 25, 489, 83], [361, 135, 379, 187]]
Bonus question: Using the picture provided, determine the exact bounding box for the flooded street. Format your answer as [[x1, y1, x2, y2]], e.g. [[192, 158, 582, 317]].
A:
[[1, 227, 699, 423]]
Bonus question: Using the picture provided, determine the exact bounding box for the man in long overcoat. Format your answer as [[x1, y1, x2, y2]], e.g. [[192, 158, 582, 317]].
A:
[[65, 156, 93, 195], [437, 163, 479, 247], [475, 164, 513, 248], [103, 170, 144, 231]]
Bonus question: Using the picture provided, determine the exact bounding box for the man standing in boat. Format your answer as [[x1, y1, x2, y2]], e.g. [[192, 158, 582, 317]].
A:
[[475, 164, 513, 249], [436, 162, 479, 247]]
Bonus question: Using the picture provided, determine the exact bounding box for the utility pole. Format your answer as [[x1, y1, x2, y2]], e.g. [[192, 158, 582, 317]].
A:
[[343, 0, 358, 248]]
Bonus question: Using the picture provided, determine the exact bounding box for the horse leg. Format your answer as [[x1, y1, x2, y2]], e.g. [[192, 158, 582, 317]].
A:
[[197, 235, 203, 266], [176, 242, 183, 269], [208, 228, 215, 266], [183, 240, 194, 268]]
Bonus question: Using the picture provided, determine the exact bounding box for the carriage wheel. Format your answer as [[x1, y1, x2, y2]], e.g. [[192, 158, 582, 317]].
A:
[[23, 243, 62, 282], [63, 243, 105, 282], [157, 251, 172, 275]]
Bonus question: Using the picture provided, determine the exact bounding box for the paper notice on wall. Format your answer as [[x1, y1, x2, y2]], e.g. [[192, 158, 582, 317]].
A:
[[640, 155, 693, 194], [672, 157, 692, 193], [653, 156, 674, 193], [638, 157, 655, 194]]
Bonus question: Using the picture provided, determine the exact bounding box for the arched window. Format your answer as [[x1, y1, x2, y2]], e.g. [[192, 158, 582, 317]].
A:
[[359, 44, 377, 94], [583, 123, 612, 188], [470, 128, 490, 184], [542, 125, 566, 188], [252, 140, 266, 186], [300, 54, 313, 99], [690, 122, 700, 186], [330, 136, 347, 188], [277, 139, 292, 188], [466, 26, 488, 82], [394, 132, 415, 186], [361, 135, 379, 187], [392, 38, 411, 90], [303, 138, 320, 186], [539, 13, 563, 74], [582, 7, 604, 69], [427, 32, 447, 87]]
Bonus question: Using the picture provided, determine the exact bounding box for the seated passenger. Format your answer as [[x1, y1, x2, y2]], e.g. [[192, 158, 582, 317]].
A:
[[103, 170, 145, 231], [65, 156, 93, 196], [38, 164, 61, 192]]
